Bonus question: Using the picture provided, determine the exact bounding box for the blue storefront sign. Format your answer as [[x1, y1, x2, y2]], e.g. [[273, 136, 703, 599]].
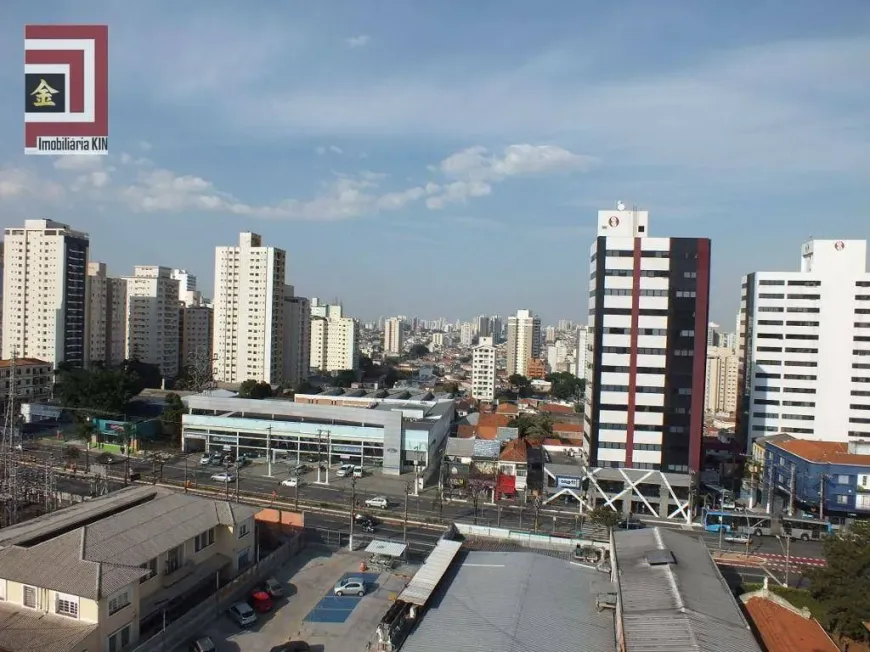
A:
[[211, 435, 238, 445], [333, 444, 362, 454], [556, 476, 581, 489]]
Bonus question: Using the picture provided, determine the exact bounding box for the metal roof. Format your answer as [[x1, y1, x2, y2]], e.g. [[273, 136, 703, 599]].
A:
[[364, 540, 407, 557], [396, 539, 462, 606], [471, 439, 500, 459], [497, 426, 519, 442], [614, 528, 762, 652], [445, 438, 474, 458], [401, 550, 616, 652]]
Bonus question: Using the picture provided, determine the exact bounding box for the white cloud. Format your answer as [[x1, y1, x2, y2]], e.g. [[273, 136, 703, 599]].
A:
[[139, 141, 153, 151], [53, 156, 103, 171], [345, 35, 370, 49], [329, 145, 343, 154], [5, 142, 590, 221]]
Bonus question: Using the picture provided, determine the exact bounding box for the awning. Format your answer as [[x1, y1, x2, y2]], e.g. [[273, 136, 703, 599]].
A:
[[364, 540, 407, 558], [396, 539, 462, 606]]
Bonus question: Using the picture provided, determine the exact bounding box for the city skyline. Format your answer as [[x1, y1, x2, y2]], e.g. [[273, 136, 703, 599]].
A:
[[1, 2, 869, 324]]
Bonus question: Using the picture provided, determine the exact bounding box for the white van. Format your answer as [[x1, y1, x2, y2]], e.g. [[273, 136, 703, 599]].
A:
[[353, 466, 364, 478]]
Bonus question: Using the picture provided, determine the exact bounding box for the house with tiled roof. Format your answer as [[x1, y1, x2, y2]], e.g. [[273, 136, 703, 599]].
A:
[[740, 584, 838, 652], [539, 402, 575, 416], [0, 486, 257, 652], [496, 439, 529, 498]]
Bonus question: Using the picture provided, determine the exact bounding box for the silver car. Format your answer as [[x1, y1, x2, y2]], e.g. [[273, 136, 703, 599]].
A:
[[228, 602, 257, 627], [333, 577, 366, 597]]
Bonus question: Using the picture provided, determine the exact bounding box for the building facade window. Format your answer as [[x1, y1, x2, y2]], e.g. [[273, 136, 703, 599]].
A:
[[56, 594, 79, 618], [108, 589, 130, 615]]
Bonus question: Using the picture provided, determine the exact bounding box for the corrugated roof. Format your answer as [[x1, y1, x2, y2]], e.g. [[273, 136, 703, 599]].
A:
[[397, 539, 462, 606], [446, 438, 475, 458], [614, 528, 762, 652], [401, 550, 615, 652], [496, 426, 519, 442], [364, 540, 407, 557], [472, 439, 500, 459]]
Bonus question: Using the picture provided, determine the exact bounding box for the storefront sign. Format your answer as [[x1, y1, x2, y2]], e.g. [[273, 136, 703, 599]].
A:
[[333, 444, 362, 454], [556, 476, 581, 489], [211, 435, 237, 445]]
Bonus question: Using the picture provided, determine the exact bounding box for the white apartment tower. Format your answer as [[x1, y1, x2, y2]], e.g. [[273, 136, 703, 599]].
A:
[[283, 285, 311, 387], [124, 266, 180, 378], [705, 346, 739, 415], [459, 322, 473, 346], [212, 233, 286, 385], [309, 304, 359, 372], [87, 262, 127, 366], [737, 238, 870, 448], [575, 325, 589, 378], [384, 317, 404, 355], [471, 336, 497, 401], [506, 309, 541, 377], [171, 269, 197, 304], [2, 219, 89, 367], [584, 206, 710, 475]]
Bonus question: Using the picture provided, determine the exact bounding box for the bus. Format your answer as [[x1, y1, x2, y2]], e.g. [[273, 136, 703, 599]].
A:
[[701, 508, 832, 540], [702, 509, 772, 535], [701, 483, 735, 508]]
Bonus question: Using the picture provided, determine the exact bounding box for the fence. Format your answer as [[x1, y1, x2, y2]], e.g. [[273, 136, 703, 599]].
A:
[[454, 523, 609, 552], [304, 527, 437, 562], [131, 534, 304, 652]]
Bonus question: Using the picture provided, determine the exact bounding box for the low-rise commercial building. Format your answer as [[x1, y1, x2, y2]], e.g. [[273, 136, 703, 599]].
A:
[[0, 357, 52, 406], [182, 392, 454, 475], [0, 486, 257, 652]]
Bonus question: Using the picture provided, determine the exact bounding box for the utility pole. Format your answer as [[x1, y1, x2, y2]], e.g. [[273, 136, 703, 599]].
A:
[[788, 464, 796, 517], [234, 461, 240, 503], [349, 475, 357, 551], [819, 474, 826, 521], [325, 430, 331, 484], [266, 424, 273, 478], [403, 482, 410, 542], [785, 534, 791, 587], [316, 429, 323, 484], [766, 459, 774, 514]]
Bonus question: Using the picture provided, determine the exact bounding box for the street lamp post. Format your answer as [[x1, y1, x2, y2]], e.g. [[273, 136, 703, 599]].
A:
[[266, 424, 273, 478], [776, 535, 792, 587], [349, 475, 357, 551]]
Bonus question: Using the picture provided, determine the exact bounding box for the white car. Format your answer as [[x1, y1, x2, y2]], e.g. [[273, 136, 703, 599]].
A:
[[333, 577, 366, 597], [365, 496, 389, 509], [336, 464, 354, 477], [281, 477, 299, 487], [724, 533, 751, 545], [199, 455, 211, 466], [353, 465, 364, 478], [211, 472, 234, 483]]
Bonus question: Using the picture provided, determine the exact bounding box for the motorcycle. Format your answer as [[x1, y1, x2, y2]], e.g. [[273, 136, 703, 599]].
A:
[[361, 523, 375, 534]]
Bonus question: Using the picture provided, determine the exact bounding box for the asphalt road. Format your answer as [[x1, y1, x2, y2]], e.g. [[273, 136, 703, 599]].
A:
[[24, 443, 827, 564]]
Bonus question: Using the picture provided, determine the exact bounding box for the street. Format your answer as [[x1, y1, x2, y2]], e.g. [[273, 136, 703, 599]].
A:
[[22, 441, 828, 570]]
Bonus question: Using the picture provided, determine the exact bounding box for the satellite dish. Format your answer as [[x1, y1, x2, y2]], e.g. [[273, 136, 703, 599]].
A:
[[617, 201, 625, 211]]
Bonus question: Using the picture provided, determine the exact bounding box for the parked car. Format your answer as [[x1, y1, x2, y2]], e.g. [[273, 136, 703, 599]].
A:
[[270, 643, 310, 652], [228, 602, 257, 627], [365, 496, 389, 509], [333, 577, 366, 597], [263, 577, 284, 598], [211, 472, 235, 483], [336, 464, 355, 477], [292, 463, 309, 474], [281, 477, 299, 488], [618, 518, 645, 530], [199, 455, 211, 467], [190, 637, 216, 652], [353, 465, 364, 478], [250, 589, 273, 613], [724, 533, 751, 545]]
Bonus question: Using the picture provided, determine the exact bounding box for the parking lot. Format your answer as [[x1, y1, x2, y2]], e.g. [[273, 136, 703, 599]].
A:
[[202, 547, 411, 652]]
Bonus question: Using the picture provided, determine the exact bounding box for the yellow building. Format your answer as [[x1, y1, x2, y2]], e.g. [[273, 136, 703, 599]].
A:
[[0, 486, 257, 652]]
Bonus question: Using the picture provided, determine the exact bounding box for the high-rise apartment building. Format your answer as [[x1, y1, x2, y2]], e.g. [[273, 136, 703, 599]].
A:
[[476, 315, 492, 339], [212, 233, 286, 385], [737, 239, 870, 449], [87, 262, 127, 366], [124, 266, 180, 378], [309, 304, 359, 372], [384, 317, 404, 355], [179, 303, 213, 375], [171, 269, 198, 305], [707, 322, 720, 348], [705, 346, 739, 415], [545, 325, 557, 344], [2, 219, 89, 367], [547, 340, 570, 372], [283, 285, 310, 387], [471, 336, 496, 401], [584, 206, 710, 477], [459, 322, 473, 346], [506, 309, 541, 377]]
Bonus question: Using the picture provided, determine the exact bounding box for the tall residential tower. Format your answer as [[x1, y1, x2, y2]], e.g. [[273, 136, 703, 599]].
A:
[[506, 309, 541, 377]]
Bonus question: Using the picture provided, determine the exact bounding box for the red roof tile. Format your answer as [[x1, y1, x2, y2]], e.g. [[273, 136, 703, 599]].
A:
[[553, 422, 582, 433], [496, 403, 519, 415], [499, 439, 527, 463], [457, 425, 475, 439], [478, 413, 512, 429], [776, 439, 870, 466], [743, 596, 838, 652], [540, 403, 574, 414]]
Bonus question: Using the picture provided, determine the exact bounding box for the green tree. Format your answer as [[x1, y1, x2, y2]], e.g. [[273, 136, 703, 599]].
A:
[[807, 520, 870, 641], [408, 344, 430, 358], [589, 505, 622, 529], [546, 371, 585, 401], [295, 380, 320, 395], [55, 366, 141, 414], [63, 445, 80, 462], [161, 392, 185, 443], [508, 374, 531, 396], [238, 379, 272, 399], [508, 413, 553, 439], [358, 355, 375, 373], [438, 381, 460, 394], [121, 358, 163, 389], [332, 370, 358, 388]]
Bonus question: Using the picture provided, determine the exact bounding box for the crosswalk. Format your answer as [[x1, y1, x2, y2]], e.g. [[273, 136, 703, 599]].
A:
[[756, 552, 826, 569]]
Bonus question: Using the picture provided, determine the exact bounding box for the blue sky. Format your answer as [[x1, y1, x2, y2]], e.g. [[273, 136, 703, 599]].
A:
[[2, 1, 870, 327]]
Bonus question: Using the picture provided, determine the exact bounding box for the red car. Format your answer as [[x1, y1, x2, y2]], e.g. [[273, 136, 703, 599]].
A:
[[250, 590, 274, 613]]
